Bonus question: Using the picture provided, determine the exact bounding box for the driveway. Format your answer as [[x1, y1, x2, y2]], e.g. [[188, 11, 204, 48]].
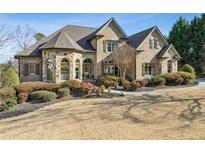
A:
[[0, 82, 205, 139]]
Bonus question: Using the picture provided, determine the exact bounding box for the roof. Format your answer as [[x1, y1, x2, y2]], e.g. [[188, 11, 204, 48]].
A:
[[15, 25, 96, 57], [40, 30, 83, 51], [157, 44, 181, 58], [127, 26, 156, 49]]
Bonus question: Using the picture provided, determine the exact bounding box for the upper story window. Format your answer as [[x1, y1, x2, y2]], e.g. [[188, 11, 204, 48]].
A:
[[149, 39, 158, 49], [106, 40, 118, 52]]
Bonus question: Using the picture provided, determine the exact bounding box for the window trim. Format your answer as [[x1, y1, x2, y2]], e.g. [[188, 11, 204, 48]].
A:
[[106, 40, 118, 52], [143, 63, 155, 76]]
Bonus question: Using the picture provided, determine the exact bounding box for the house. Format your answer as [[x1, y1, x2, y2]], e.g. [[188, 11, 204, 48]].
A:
[[14, 17, 181, 83]]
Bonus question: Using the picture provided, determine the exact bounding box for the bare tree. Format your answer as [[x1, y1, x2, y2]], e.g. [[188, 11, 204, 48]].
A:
[[0, 24, 13, 49], [14, 25, 35, 50], [112, 43, 135, 81]]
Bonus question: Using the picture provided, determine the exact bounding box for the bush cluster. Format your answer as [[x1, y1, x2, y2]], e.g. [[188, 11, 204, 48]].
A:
[[180, 64, 195, 75], [97, 75, 119, 88], [17, 93, 28, 104], [16, 82, 62, 95], [80, 82, 96, 94], [149, 76, 166, 87], [63, 80, 81, 92], [122, 79, 147, 91], [29, 90, 57, 102], [0, 97, 17, 112], [57, 88, 70, 98]]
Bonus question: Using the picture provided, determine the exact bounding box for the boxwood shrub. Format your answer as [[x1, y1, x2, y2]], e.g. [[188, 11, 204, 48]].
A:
[[149, 76, 166, 87], [57, 88, 70, 97], [29, 90, 57, 102]]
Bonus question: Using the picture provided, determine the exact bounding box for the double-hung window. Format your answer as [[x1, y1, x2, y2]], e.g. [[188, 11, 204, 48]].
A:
[[106, 40, 118, 52], [143, 63, 155, 76]]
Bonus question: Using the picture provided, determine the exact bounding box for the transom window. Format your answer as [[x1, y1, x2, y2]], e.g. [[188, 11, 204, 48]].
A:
[[143, 63, 155, 76], [106, 40, 118, 52]]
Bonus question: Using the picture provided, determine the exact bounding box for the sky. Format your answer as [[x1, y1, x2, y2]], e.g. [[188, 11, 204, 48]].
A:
[[0, 13, 201, 63]]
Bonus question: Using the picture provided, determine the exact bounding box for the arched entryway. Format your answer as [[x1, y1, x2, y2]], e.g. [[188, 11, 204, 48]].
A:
[[61, 59, 70, 80], [167, 60, 172, 73], [83, 58, 94, 80]]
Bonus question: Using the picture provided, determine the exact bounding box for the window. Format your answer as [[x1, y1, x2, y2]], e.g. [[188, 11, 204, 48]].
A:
[[149, 39, 157, 49], [61, 59, 70, 80], [103, 60, 119, 75], [143, 63, 155, 76], [106, 40, 118, 52], [28, 64, 36, 75], [75, 59, 80, 79], [46, 59, 53, 81], [167, 60, 172, 73]]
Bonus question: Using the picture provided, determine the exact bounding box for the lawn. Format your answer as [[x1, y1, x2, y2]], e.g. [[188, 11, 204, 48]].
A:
[[0, 85, 205, 139]]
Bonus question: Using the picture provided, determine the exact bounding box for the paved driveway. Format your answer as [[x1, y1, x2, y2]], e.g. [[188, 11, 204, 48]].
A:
[[0, 83, 205, 139]]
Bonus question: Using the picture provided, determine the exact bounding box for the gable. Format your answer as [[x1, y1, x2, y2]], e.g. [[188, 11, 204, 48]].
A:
[[137, 27, 168, 51], [95, 18, 127, 39]]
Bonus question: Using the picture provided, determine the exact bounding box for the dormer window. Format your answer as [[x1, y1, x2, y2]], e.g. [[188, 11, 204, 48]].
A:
[[106, 40, 118, 52]]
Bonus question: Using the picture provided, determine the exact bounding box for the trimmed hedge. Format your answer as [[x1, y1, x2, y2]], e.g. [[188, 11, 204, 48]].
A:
[[180, 64, 195, 75], [159, 72, 183, 86], [29, 90, 57, 102], [63, 80, 81, 92], [16, 82, 62, 95], [57, 88, 70, 97], [149, 76, 166, 87]]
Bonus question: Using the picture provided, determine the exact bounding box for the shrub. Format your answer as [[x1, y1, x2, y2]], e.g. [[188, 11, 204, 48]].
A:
[[63, 80, 81, 92], [143, 78, 150, 86], [0, 97, 17, 112], [130, 80, 142, 90], [17, 93, 28, 104], [57, 88, 70, 98], [16, 82, 62, 95], [149, 76, 166, 87], [177, 71, 196, 84], [29, 90, 57, 102], [1, 68, 20, 88], [180, 64, 195, 75], [122, 80, 131, 90], [0, 87, 16, 101], [97, 75, 120, 87], [159, 72, 183, 86], [80, 82, 96, 94], [100, 85, 106, 93]]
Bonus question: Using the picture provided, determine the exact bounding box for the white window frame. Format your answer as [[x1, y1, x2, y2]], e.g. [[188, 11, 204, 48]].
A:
[[144, 63, 155, 76], [106, 40, 118, 52]]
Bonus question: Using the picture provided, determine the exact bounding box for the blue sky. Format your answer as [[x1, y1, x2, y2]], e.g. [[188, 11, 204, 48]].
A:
[[0, 13, 201, 63]]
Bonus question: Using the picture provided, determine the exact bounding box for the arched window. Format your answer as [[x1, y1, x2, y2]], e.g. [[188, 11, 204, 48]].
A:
[[46, 58, 54, 81], [75, 59, 80, 79], [83, 58, 94, 80], [149, 39, 157, 49], [61, 59, 70, 80], [149, 39, 153, 49], [167, 60, 172, 73]]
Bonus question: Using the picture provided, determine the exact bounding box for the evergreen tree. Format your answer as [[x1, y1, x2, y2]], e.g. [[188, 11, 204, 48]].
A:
[[190, 14, 205, 74], [168, 17, 191, 65], [34, 32, 46, 42]]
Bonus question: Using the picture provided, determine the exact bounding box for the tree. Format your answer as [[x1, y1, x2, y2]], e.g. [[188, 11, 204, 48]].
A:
[[112, 43, 135, 81], [34, 32, 46, 42], [14, 25, 35, 50], [0, 24, 13, 49], [168, 16, 191, 65], [189, 14, 205, 74]]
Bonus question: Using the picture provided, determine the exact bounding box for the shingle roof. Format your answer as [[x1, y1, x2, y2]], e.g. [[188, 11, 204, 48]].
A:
[[40, 30, 83, 51], [15, 25, 96, 57], [127, 26, 156, 49], [157, 45, 171, 58]]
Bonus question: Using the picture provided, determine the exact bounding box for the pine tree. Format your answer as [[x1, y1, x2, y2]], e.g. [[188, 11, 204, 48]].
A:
[[168, 17, 191, 65]]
